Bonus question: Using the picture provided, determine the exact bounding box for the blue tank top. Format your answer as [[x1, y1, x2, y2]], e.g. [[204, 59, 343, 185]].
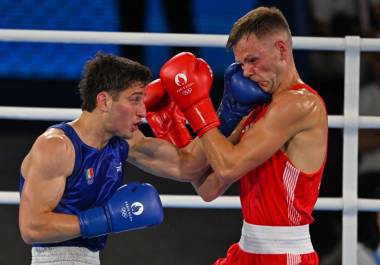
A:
[[20, 122, 129, 251]]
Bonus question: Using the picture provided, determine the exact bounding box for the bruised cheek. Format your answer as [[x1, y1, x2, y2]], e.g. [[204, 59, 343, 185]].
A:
[[260, 61, 277, 78]]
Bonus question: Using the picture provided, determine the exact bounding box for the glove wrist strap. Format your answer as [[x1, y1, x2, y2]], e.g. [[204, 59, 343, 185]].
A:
[[78, 207, 109, 238], [166, 126, 192, 148], [184, 98, 220, 136]]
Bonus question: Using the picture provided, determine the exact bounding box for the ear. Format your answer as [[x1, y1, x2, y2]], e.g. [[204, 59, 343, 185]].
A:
[[275, 40, 288, 60], [96, 91, 111, 112]]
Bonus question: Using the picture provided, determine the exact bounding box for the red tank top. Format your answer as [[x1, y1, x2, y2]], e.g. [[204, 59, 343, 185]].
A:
[[239, 83, 327, 226]]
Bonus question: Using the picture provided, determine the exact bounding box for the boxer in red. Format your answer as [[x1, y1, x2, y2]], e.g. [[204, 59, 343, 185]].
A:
[[160, 6, 328, 265]]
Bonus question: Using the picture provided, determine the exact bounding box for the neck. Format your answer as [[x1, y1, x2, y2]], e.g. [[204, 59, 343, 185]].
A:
[[273, 62, 302, 97], [70, 111, 111, 149]]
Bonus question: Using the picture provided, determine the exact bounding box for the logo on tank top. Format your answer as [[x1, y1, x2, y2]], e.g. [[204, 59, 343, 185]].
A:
[[174, 73, 193, 95], [85, 168, 95, 185], [115, 162, 122, 173]]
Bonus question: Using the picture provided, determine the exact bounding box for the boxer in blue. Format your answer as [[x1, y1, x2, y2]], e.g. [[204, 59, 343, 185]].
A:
[[19, 50, 271, 264], [18, 52, 208, 264]]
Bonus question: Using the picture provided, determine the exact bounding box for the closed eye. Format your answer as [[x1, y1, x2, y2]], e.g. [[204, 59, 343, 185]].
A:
[[245, 57, 257, 65], [237, 57, 258, 68]]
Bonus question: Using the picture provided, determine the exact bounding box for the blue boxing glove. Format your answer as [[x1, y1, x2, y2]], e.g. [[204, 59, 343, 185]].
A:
[[78, 182, 164, 238], [218, 63, 271, 136]]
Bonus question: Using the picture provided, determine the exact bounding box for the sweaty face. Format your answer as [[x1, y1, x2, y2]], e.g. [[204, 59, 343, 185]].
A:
[[233, 33, 282, 94], [106, 83, 146, 139]]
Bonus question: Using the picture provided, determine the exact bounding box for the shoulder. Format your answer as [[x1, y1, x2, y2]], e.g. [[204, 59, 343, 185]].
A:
[[24, 128, 75, 177], [35, 128, 73, 154], [264, 88, 326, 131], [271, 88, 325, 117]]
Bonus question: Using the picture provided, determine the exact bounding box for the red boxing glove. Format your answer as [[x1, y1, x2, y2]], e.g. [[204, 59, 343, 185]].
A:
[[160, 52, 220, 137], [144, 79, 192, 148]]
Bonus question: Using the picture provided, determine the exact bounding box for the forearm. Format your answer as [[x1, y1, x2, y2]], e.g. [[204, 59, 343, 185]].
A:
[[200, 128, 238, 181], [128, 136, 209, 182], [191, 171, 231, 202], [19, 211, 80, 244], [179, 138, 210, 179], [128, 137, 179, 179]]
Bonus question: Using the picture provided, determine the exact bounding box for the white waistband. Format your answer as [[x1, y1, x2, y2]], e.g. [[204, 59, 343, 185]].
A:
[[32, 246, 100, 265], [239, 220, 314, 254]]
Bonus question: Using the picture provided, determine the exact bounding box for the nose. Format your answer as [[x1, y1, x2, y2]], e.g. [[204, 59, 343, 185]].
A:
[[242, 64, 255, 78], [137, 101, 146, 117]]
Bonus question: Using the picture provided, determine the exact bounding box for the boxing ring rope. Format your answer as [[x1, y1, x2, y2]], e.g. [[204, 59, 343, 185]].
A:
[[0, 29, 380, 50], [1, 191, 380, 212], [1, 29, 380, 265], [1, 107, 380, 128]]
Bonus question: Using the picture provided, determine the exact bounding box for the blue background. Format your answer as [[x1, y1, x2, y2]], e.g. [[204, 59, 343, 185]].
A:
[[0, 0, 257, 79]]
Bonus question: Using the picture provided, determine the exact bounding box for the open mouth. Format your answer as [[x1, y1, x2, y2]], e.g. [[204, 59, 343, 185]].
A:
[[132, 121, 142, 130], [257, 82, 266, 88]]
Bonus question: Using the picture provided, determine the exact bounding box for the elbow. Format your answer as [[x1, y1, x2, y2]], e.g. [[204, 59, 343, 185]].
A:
[[196, 181, 226, 202], [22, 236, 33, 245], [197, 170, 235, 202], [19, 216, 33, 244], [199, 192, 219, 202], [19, 218, 46, 244], [20, 226, 36, 245]]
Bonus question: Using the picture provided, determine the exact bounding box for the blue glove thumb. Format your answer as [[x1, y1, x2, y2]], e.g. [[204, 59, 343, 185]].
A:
[[218, 63, 271, 136]]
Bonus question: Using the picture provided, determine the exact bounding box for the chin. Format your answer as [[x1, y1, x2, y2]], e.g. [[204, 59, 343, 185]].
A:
[[260, 86, 269, 93], [124, 131, 134, 139], [262, 83, 274, 93], [117, 129, 133, 139]]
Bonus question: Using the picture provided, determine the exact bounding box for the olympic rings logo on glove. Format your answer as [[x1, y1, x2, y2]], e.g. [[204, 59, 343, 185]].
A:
[[121, 202, 133, 222]]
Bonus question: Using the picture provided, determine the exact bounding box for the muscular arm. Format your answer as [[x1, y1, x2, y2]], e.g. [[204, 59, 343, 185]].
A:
[[127, 130, 209, 182], [19, 130, 80, 244], [194, 90, 326, 201]]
